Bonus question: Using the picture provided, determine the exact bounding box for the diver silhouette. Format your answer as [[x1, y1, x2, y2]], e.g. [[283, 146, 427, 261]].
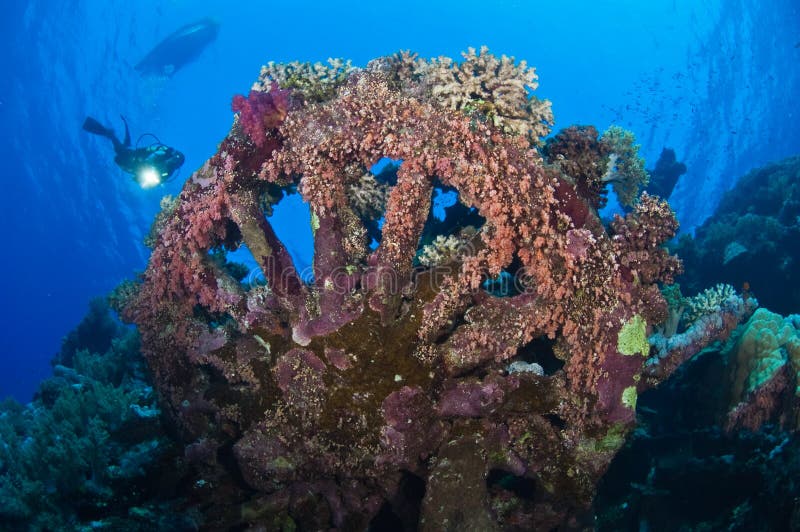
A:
[[82, 115, 185, 188]]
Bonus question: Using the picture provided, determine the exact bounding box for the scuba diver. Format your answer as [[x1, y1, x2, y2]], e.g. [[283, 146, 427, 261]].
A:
[[82, 115, 185, 188]]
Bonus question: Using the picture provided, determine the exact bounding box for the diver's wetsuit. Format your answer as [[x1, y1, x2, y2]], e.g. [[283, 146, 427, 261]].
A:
[[82, 116, 185, 181]]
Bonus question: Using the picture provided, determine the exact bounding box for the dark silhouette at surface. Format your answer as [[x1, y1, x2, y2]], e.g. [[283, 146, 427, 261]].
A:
[[135, 18, 219, 77]]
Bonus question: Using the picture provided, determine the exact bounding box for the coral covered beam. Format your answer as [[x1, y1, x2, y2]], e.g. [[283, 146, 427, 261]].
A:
[[124, 50, 751, 529]]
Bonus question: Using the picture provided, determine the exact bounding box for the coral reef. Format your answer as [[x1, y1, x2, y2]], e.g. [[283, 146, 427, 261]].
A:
[[253, 58, 354, 104], [646, 286, 757, 384], [231, 86, 290, 148], [724, 308, 800, 432], [0, 300, 190, 530], [124, 50, 751, 529], [542, 124, 652, 209], [543, 125, 612, 209], [684, 282, 739, 324], [598, 126, 650, 207], [416, 233, 474, 267], [675, 155, 800, 315], [347, 170, 390, 223], [595, 157, 800, 528], [596, 308, 800, 531], [373, 46, 554, 145], [143, 194, 178, 249], [422, 46, 554, 144]]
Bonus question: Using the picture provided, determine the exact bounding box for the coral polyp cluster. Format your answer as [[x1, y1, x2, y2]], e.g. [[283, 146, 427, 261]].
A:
[[125, 50, 752, 529]]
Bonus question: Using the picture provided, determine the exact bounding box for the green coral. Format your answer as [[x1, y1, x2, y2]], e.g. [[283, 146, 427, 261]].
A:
[[658, 284, 687, 337], [661, 283, 685, 310], [600, 126, 650, 207], [0, 302, 181, 530], [577, 423, 627, 456], [723, 308, 800, 398], [621, 386, 638, 410], [310, 211, 320, 234], [618, 314, 650, 356]]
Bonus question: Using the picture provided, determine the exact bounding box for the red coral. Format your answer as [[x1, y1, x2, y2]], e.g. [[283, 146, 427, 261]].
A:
[[611, 192, 683, 285], [544, 124, 611, 209], [725, 364, 795, 432]]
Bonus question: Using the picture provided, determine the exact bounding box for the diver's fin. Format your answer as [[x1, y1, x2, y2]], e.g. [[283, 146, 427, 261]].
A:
[[120, 115, 131, 147], [83, 116, 124, 152], [82, 117, 115, 138]]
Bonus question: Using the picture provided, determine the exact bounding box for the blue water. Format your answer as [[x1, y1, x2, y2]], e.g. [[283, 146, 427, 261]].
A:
[[2, 0, 798, 402]]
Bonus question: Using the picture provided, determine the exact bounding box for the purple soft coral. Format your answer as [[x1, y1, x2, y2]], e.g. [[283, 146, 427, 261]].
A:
[[231, 85, 289, 147]]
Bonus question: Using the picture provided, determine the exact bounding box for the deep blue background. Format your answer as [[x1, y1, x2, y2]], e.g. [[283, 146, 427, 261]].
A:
[[2, 0, 798, 401]]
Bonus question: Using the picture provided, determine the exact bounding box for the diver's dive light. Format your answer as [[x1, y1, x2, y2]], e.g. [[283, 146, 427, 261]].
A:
[[136, 166, 163, 189], [132, 141, 185, 188]]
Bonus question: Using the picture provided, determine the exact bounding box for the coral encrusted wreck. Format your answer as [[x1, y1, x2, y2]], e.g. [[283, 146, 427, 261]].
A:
[[125, 50, 752, 529]]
